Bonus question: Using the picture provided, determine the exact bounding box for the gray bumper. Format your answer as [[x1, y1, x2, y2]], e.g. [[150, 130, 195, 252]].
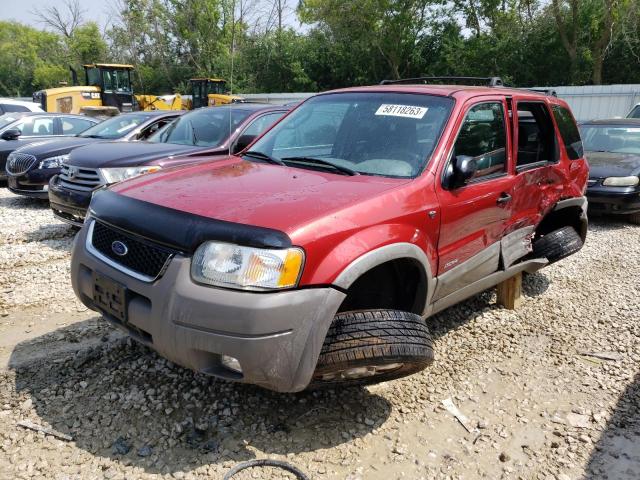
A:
[[71, 222, 345, 392]]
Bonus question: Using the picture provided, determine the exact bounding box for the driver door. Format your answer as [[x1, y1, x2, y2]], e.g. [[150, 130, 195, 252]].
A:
[[433, 98, 515, 300]]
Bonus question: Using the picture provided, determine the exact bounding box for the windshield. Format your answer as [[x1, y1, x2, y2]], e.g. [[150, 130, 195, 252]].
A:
[[149, 107, 253, 147], [580, 124, 640, 155], [0, 114, 19, 131], [103, 69, 132, 93], [629, 106, 640, 119], [246, 92, 453, 178], [78, 114, 150, 139]]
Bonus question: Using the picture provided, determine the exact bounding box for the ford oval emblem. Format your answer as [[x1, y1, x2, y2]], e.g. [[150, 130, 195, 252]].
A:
[[111, 240, 128, 256]]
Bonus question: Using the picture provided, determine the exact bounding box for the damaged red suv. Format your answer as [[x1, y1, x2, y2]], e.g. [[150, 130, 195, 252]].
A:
[[71, 77, 588, 392]]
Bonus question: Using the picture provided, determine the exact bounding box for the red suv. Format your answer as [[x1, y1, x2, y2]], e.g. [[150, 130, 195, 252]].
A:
[[70, 77, 588, 392]]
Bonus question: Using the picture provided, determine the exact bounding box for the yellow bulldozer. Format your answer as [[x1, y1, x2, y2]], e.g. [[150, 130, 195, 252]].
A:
[[33, 64, 243, 115], [136, 78, 244, 111]]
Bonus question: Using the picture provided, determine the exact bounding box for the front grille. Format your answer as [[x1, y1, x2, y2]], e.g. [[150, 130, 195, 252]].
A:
[[59, 165, 103, 191], [90, 221, 175, 280], [6, 153, 37, 175]]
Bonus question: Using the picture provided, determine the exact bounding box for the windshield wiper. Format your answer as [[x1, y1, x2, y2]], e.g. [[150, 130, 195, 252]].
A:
[[281, 156, 359, 176], [80, 134, 105, 139], [243, 150, 286, 166], [189, 120, 200, 146]]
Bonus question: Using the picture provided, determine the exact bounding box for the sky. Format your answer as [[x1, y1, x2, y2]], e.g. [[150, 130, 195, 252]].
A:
[[2, 0, 114, 30]]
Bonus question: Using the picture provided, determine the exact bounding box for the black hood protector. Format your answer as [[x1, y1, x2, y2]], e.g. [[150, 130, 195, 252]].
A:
[[89, 189, 292, 252]]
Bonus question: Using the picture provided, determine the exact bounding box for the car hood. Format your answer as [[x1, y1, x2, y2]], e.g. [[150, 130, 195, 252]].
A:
[[586, 151, 640, 178], [110, 156, 407, 236], [14, 137, 101, 159], [67, 141, 204, 168]]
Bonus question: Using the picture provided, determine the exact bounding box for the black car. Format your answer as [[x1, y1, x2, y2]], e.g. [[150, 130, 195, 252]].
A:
[[49, 103, 290, 226], [5, 111, 182, 199], [0, 112, 98, 183], [581, 118, 640, 223]]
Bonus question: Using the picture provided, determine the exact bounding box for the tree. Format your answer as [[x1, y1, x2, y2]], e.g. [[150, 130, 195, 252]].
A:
[[32, 0, 86, 38]]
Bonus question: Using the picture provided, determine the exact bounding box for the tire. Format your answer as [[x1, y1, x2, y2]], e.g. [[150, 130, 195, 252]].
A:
[[309, 309, 434, 389], [531, 226, 583, 265], [629, 213, 640, 225]]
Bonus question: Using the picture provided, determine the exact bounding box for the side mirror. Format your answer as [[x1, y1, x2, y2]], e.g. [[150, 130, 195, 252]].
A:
[[232, 134, 257, 154], [1, 128, 21, 141], [443, 155, 477, 189]]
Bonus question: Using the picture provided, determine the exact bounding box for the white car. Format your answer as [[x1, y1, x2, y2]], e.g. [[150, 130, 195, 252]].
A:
[[0, 98, 44, 114]]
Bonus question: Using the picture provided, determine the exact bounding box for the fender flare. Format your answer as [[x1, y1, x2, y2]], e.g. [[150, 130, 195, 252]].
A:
[[332, 242, 436, 316], [552, 195, 588, 241]]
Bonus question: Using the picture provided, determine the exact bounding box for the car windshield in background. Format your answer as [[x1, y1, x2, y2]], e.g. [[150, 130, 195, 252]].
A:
[[0, 114, 18, 131], [581, 124, 640, 155], [628, 106, 640, 119], [245, 92, 453, 178], [78, 114, 150, 139], [149, 107, 253, 147]]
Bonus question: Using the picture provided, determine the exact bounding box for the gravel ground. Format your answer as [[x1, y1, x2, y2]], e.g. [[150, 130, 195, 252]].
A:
[[0, 187, 639, 480]]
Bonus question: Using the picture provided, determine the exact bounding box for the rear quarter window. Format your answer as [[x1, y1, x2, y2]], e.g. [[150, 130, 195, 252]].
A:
[[552, 105, 583, 160]]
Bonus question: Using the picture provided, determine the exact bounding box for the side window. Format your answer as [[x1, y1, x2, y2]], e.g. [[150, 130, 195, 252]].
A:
[[139, 118, 175, 140], [0, 104, 29, 113], [14, 118, 54, 136], [629, 105, 640, 119], [453, 102, 507, 180], [31, 117, 54, 136], [62, 118, 94, 135], [242, 112, 285, 138], [552, 105, 583, 160], [516, 102, 557, 168]]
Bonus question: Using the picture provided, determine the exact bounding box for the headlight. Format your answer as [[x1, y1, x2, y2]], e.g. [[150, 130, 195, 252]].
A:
[[39, 154, 69, 169], [191, 241, 304, 290], [602, 176, 640, 187], [99, 166, 161, 183]]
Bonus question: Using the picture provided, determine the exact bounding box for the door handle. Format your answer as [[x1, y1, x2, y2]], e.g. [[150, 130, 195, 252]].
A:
[[497, 193, 512, 205]]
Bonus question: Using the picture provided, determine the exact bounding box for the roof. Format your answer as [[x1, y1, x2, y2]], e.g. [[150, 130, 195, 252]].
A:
[[0, 112, 93, 119], [580, 118, 640, 126], [190, 78, 226, 82], [133, 110, 185, 117], [207, 103, 291, 112], [83, 63, 135, 69], [322, 84, 559, 102]]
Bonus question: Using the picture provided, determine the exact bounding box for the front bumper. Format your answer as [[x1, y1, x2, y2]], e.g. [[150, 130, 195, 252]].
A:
[[7, 168, 60, 199], [586, 186, 640, 215], [71, 220, 346, 392], [48, 175, 92, 227]]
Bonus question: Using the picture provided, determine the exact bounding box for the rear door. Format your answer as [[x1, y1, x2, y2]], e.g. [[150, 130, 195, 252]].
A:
[[508, 97, 565, 232], [434, 97, 515, 300]]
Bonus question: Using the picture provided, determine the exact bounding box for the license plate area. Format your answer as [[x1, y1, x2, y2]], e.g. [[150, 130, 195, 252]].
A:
[[93, 272, 128, 322]]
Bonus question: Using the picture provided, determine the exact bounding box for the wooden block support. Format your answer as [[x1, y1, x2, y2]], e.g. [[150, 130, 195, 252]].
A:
[[497, 272, 523, 310]]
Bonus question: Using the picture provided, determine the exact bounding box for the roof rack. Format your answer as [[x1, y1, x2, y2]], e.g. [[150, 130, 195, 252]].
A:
[[380, 76, 504, 87], [525, 88, 557, 97]]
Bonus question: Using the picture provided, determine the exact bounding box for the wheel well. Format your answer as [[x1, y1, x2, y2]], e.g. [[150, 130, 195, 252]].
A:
[[337, 258, 427, 315], [536, 206, 587, 241]]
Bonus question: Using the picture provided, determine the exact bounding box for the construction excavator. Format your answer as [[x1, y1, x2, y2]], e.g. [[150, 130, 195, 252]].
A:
[[33, 64, 243, 115]]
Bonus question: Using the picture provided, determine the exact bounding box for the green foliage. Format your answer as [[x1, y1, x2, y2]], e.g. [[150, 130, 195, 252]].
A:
[[67, 23, 108, 65], [0, 0, 639, 97]]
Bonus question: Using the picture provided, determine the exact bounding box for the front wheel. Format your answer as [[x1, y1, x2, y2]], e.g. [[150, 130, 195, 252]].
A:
[[309, 309, 434, 389]]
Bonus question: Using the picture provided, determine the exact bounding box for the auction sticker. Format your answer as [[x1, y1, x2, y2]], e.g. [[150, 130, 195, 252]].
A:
[[375, 104, 428, 119]]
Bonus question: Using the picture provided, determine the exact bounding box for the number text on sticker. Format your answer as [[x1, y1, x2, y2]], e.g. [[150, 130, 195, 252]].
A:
[[375, 104, 428, 119]]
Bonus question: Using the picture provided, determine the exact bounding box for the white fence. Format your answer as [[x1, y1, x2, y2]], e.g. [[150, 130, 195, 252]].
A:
[[544, 85, 640, 121]]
